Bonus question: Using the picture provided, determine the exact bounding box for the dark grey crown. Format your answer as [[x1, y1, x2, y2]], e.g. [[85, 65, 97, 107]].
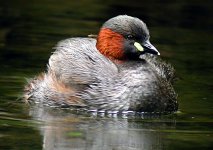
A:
[[102, 15, 150, 41]]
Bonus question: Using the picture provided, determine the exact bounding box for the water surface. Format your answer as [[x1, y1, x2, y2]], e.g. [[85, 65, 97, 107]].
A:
[[0, 0, 212, 149]]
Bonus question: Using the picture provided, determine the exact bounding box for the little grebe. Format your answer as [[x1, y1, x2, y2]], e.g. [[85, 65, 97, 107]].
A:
[[24, 15, 178, 112]]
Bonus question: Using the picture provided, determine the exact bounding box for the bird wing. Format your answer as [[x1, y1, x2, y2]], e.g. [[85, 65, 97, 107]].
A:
[[48, 38, 118, 86]]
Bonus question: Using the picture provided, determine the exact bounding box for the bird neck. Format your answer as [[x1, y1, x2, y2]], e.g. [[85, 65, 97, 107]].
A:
[[96, 28, 125, 61]]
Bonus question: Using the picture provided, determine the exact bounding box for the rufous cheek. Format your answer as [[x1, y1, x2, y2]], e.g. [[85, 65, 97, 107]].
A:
[[96, 28, 125, 60]]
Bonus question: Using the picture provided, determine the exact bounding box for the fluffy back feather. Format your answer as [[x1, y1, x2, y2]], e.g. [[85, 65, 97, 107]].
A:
[[49, 38, 118, 86]]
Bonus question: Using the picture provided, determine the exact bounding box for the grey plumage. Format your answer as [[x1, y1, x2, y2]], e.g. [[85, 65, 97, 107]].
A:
[[49, 38, 118, 85], [24, 15, 178, 112], [103, 15, 149, 41], [25, 38, 177, 112]]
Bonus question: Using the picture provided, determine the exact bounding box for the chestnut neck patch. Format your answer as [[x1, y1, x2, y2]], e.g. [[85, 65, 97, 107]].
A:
[[96, 28, 125, 60]]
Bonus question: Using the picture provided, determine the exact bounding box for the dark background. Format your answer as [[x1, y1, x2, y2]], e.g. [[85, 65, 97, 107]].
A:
[[0, 0, 212, 149]]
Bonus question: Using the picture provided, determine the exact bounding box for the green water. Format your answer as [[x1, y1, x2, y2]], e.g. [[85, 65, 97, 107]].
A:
[[0, 0, 212, 149]]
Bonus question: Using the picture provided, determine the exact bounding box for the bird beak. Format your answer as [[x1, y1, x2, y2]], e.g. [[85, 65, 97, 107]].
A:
[[143, 40, 160, 55]]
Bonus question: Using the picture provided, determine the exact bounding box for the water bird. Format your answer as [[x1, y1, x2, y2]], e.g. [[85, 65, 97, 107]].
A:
[[24, 15, 178, 112]]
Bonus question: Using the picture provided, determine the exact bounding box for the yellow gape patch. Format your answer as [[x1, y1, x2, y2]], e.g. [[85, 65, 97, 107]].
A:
[[134, 42, 144, 51]]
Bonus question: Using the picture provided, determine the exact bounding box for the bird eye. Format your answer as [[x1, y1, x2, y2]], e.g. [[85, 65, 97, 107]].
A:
[[127, 35, 134, 40]]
